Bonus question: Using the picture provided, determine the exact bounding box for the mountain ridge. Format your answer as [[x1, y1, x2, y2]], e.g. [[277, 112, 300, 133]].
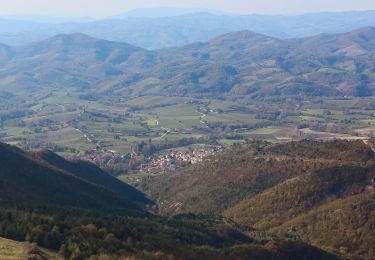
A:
[[1, 27, 375, 98], [1, 10, 375, 49]]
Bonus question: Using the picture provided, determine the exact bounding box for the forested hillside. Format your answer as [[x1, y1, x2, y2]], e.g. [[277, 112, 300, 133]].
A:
[[1, 28, 375, 99], [137, 140, 375, 258], [0, 203, 338, 259], [0, 142, 343, 259]]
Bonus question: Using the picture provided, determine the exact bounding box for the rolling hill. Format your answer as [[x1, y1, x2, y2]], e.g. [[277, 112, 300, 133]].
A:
[[137, 140, 375, 258], [137, 140, 375, 215], [153, 27, 375, 98], [273, 190, 375, 259], [0, 142, 150, 209], [0, 27, 375, 98], [225, 164, 375, 229], [0, 33, 152, 92]]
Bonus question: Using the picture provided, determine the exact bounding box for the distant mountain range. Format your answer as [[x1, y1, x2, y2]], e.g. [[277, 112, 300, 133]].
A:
[[0, 27, 375, 99], [0, 10, 375, 49]]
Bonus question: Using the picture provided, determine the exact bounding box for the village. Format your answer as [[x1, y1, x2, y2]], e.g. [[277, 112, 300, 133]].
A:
[[141, 146, 224, 173], [69, 145, 225, 175]]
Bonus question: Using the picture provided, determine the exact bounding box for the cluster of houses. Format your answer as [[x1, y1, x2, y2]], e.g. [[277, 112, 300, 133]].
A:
[[142, 146, 224, 173], [69, 145, 225, 175]]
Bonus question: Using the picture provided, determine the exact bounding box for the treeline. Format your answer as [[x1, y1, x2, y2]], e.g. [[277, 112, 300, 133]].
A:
[[265, 139, 374, 162], [0, 202, 336, 260], [18, 140, 78, 154]]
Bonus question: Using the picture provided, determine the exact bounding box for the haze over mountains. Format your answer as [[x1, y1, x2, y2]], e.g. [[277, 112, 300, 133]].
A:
[[111, 8, 230, 18], [0, 9, 375, 49], [1, 27, 375, 98]]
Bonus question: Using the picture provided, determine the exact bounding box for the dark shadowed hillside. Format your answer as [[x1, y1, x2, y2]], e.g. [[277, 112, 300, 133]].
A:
[[32, 149, 150, 206], [0, 142, 150, 209]]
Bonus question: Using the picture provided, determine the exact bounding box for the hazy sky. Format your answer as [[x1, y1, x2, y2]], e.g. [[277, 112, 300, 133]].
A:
[[1, 0, 375, 17]]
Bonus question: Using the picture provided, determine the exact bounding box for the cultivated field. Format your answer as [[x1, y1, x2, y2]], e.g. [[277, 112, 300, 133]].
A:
[[1, 89, 375, 158]]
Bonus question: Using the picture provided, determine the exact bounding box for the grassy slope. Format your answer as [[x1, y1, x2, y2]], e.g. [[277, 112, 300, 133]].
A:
[[0, 237, 29, 259], [0, 237, 61, 259]]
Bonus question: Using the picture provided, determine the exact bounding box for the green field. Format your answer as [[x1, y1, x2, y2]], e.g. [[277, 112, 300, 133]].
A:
[[1, 92, 375, 157]]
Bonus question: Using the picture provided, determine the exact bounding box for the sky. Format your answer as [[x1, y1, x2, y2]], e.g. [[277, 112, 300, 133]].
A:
[[0, 0, 375, 18]]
